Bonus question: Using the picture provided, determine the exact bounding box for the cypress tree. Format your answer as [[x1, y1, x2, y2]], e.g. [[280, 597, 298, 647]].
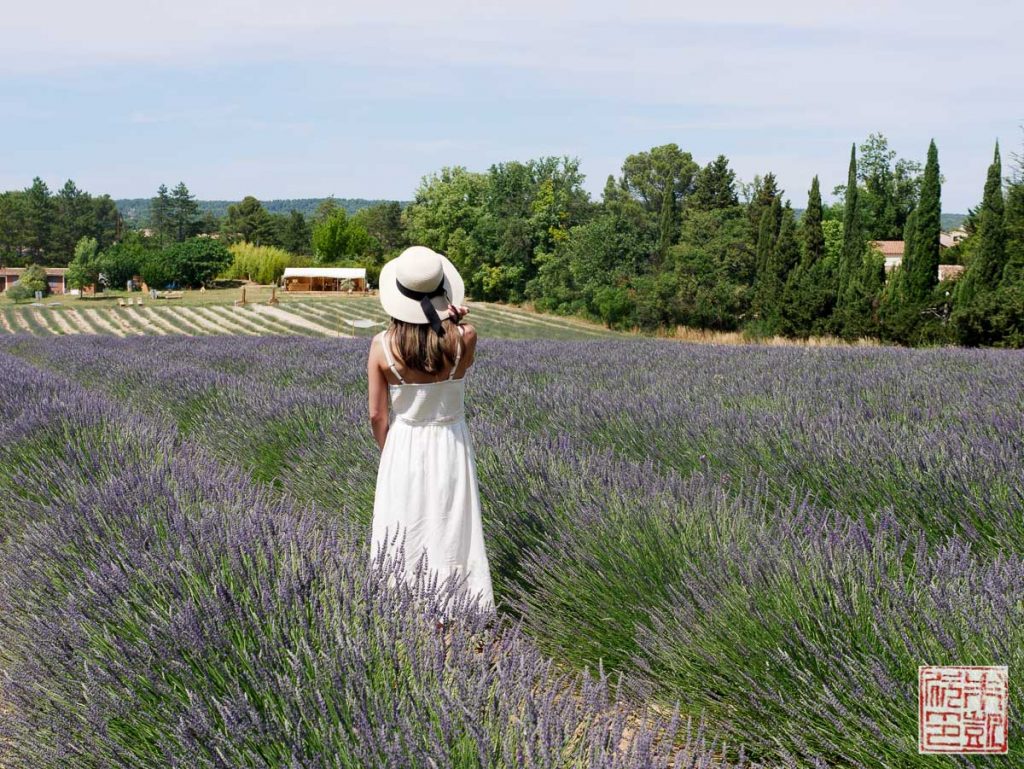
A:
[[1003, 178, 1024, 287], [777, 204, 800, 275], [657, 186, 678, 258], [755, 195, 781, 280], [904, 140, 941, 303], [781, 177, 831, 338], [958, 143, 1005, 305], [802, 176, 825, 267], [752, 196, 785, 326], [838, 144, 865, 306], [748, 173, 780, 237], [768, 205, 800, 330]]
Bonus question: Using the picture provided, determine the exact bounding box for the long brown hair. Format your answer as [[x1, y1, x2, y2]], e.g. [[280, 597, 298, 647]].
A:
[[387, 317, 461, 375]]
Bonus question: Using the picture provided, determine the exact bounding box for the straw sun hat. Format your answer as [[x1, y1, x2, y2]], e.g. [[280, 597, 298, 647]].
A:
[[378, 246, 465, 335]]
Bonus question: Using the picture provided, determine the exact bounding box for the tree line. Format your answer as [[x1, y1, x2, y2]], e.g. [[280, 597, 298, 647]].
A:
[[396, 134, 1022, 347], [2, 132, 1022, 346]]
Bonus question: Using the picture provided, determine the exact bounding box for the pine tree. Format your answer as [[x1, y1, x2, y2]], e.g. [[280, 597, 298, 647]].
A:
[[24, 177, 55, 259], [54, 180, 97, 265], [957, 143, 1005, 305], [170, 182, 199, 242], [691, 155, 739, 211], [150, 184, 172, 243], [903, 140, 941, 303]]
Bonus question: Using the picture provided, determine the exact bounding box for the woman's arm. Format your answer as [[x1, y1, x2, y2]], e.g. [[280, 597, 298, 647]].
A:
[[459, 323, 477, 370], [367, 336, 390, 450]]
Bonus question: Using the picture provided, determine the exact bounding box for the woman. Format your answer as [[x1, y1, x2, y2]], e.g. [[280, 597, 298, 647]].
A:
[[367, 245, 496, 624]]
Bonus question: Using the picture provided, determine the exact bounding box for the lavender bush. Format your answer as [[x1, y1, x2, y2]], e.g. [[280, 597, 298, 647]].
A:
[[1, 334, 1022, 767], [0, 347, 746, 769]]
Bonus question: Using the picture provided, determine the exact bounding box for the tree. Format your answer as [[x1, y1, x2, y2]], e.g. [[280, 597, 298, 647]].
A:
[[952, 143, 1014, 345], [311, 209, 371, 265], [138, 248, 177, 290], [802, 176, 825, 264], [1003, 174, 1024, 287], [619, 144, 699, 214], [353, 202, 406, 258], [669, 205, 754, 331], [97, 234, 153, 289], [0, 192, 28, 266], [754, 195, 782, 281], [753, 203, 799, 334], [746, 173, 780, 237], [157, 238, 233, 288], [197, 210, 221, 236], [280, 210, 313, 256], [222, 196, 275, 245], [691, 155, 739, 211], [53, 180, 97, 264], [169, 182, 200, 242], [92, 195, 123, 250], [23, 177, 55, 259], [956, 143, 1004, 306], [855, 133, 923, 240], [313, 196, 340, 225], [150, 184, 172, 242], [5, 264, 49, 302], [780, 178, 835, 339], [903, 140, 942, 303], [657, 185, 678, 258], [837, 144, 865, 307], [66, 236, 102, 290]]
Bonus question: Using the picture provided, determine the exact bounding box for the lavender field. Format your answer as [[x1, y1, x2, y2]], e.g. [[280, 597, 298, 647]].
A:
[[1, 334, 1022, 768]]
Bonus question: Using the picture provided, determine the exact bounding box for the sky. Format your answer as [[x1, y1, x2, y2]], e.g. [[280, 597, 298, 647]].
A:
[[1, 0, 1022, 213]]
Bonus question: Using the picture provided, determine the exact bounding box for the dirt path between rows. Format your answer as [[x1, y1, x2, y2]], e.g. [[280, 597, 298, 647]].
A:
[[251, 304, 349, 337]]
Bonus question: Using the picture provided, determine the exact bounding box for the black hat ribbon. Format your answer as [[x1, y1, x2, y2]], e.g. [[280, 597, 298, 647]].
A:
[[396, 276, 448, 336]]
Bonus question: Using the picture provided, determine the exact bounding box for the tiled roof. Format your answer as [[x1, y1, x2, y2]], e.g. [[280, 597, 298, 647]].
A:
[[1, 267, 68, 275], [870, 240, 904, 257]]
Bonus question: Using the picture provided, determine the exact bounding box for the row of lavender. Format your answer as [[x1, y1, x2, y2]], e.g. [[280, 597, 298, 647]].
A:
[[2, 334, 1023, 766], [0, 345, 741, 769]]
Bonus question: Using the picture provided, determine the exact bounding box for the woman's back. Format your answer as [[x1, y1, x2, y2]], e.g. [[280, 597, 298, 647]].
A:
[[376, 323, 476, 426], [379, 326, 468, 426]]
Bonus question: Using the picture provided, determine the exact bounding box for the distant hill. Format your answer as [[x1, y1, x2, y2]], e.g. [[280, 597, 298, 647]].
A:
[[940, 213, 967, 230], [115, 197, 408, 226]]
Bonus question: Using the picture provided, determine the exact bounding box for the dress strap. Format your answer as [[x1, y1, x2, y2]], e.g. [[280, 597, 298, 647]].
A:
[[379, 331, 406, 384], [448, 326, 464, 380]]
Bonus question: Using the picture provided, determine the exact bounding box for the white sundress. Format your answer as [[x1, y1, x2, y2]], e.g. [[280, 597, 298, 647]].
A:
[[370, 326, 496, 618]]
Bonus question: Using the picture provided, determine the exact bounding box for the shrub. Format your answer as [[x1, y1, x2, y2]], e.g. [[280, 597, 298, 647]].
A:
[[4, 282, 34, 302], [223, 242, 310, 285]]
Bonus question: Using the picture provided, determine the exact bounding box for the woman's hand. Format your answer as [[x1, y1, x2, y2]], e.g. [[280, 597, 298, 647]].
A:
[[448, 304, 469, 321]]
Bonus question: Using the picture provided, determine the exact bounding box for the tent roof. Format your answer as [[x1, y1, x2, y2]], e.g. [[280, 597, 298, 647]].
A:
[[283, 267, 366, 279]]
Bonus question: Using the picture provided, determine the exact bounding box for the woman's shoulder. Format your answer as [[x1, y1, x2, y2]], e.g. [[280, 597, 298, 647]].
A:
[[457, 323, 478, 342]]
